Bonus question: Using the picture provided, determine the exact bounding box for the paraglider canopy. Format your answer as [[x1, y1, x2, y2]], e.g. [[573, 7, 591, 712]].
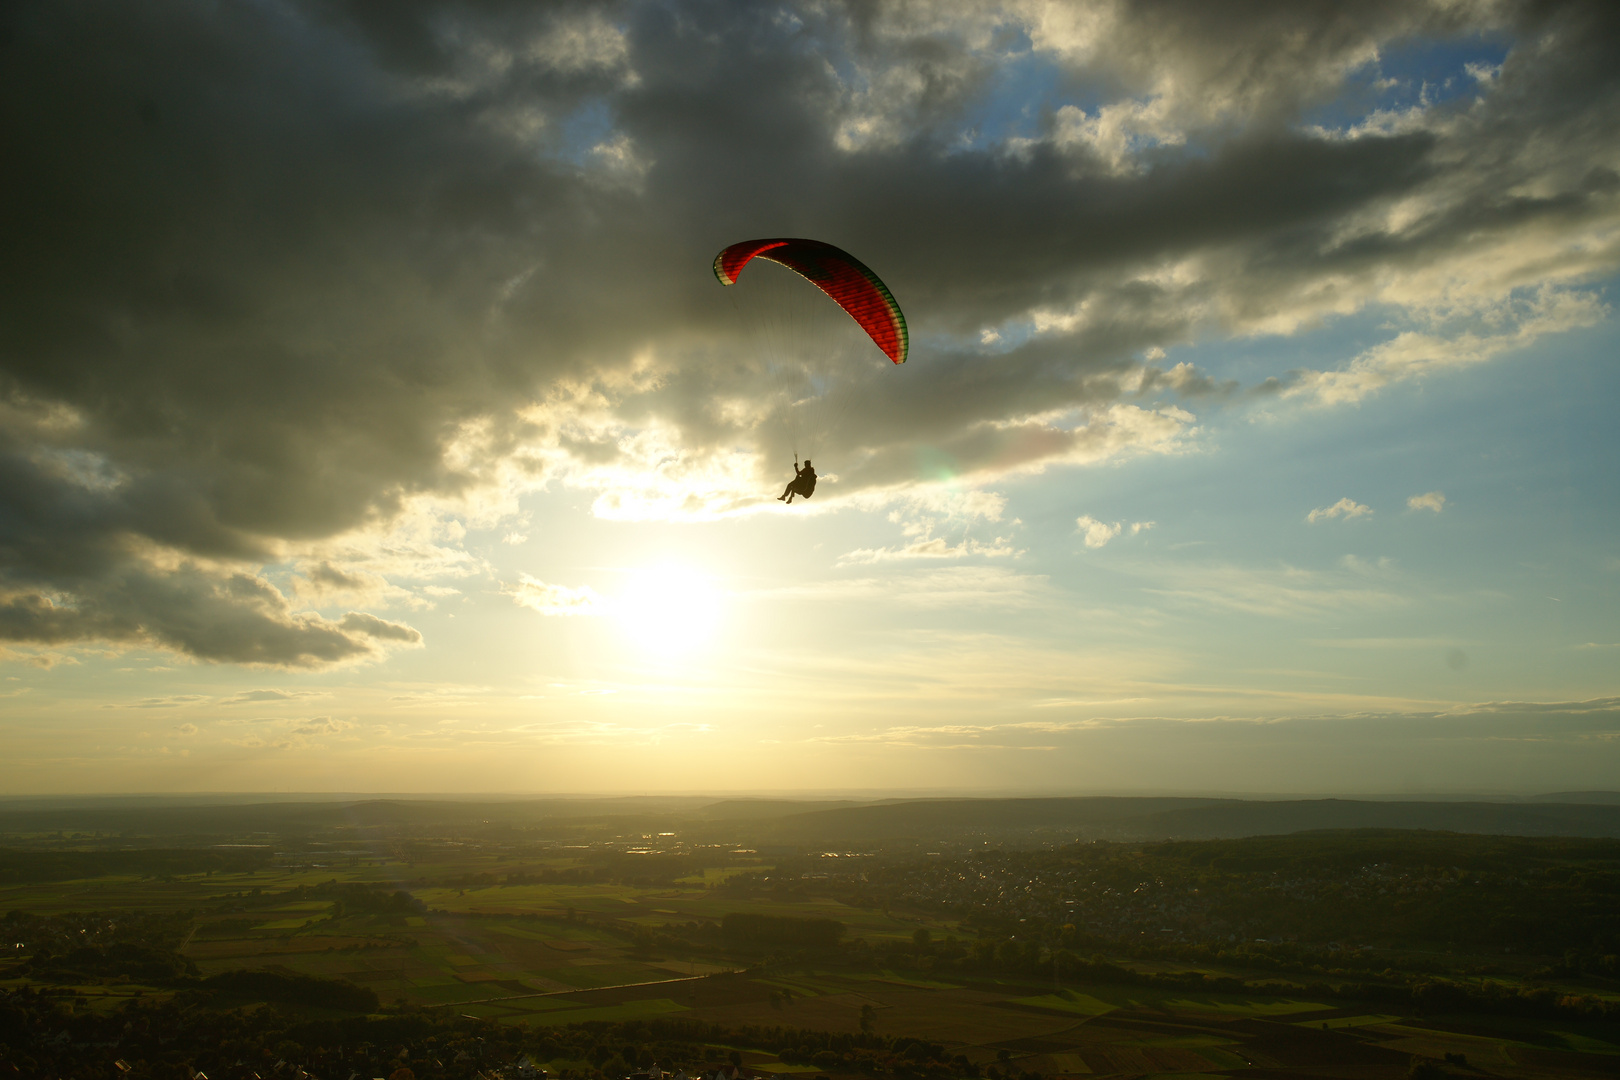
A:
[[713, 238, 908, 364]]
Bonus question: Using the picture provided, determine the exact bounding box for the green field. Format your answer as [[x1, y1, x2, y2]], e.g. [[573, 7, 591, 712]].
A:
[[6, 842, 1620, 1080], [1162, 996, 1332, 1017], [1011, 990, 1116, 1016]]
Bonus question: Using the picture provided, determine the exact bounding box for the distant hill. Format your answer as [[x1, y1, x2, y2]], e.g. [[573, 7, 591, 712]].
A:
[[1137, 798, 1620, 839], [1528, 791, 1620, 804], [692, 799, 868, 820], [748, 797, 1226, 843], [4, 793, 1620, 845], [0, 795, 722, 838], [745, 796, 1620, 844]]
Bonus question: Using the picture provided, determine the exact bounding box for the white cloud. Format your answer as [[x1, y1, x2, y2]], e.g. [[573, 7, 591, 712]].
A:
[[1048, 98, 1186, 175], [1077, 516, 1123, 548], [587, 131, 651, 189], [526, 10, 632, 75], [1339, 554, 1395, 575], [1286, 288, 1609, 407], [0, 648, 78, 670], [524, 386, 1193, 524], [290, 716, 352, 737], [1077, 517, 1154, 548], [837, 536, 1020, 566], [1407, 491, 1446, 513], [1307, 498, 1373, 524], [504, 575, 608, 616], [1147, 560, 1407, 619], [225, 714, 355, 750], [752, 565, 1050, 610]]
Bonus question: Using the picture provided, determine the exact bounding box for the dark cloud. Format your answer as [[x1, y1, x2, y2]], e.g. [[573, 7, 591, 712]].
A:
[[0, 559, 420, 667], [305, 562, 369, 591], [0, 0, 1615, 660]]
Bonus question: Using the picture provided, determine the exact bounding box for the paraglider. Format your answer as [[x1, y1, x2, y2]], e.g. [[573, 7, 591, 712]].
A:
[[713, 238, 907, 505], [778, 459, 816, 503], [713, 237, 908, 364]]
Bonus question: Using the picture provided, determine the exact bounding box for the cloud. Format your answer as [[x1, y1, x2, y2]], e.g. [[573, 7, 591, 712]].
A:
[[1307, 636, 1464, 650], [797, 697, 1620, 771], [173, 723, 198, 736], [289, 716, 352, 737], [291, 560, 431, 610], [1147, 560, 1406, 619], [0, 647, 78, 670], [504, 575, 608, 616], [1285, 288, 1609, 407], [1, 0, 1616, 663], [1407, 491, 1447, 513], [220, 688, 323, 704], [107, 695, 208, 710], [838, 536, 1019, 566], [1139, 361, 1240, 399], [1077, 516, 1122, 548], [337, 611, 423, 644], [1077, 516, 1154, 548], [0, 563, 423, 668], [839, 488, 1025, 564], [225, 714, 354, 749], [754, 565, 1050, 610], [1307, 498, 1373, 524]]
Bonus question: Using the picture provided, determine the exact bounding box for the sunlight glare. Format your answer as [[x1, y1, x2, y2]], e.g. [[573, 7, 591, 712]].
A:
[[616, 563, 724, 656]]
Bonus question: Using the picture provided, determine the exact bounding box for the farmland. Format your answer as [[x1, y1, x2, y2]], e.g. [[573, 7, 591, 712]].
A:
[[2, 797, 1619, 1078]]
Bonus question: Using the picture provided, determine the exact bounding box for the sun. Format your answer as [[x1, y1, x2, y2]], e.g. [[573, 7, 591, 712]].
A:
[[615, 563, 724, 656]]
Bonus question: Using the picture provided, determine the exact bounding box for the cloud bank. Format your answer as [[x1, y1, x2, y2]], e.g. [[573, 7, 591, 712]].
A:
[[1, 0, 1616, 664]]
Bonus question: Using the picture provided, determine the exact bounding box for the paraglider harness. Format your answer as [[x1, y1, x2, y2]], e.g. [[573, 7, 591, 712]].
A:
[[785, 457, 817, 502]]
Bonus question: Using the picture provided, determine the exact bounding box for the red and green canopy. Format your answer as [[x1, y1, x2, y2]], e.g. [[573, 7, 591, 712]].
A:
[[713, 238, 909, 364]]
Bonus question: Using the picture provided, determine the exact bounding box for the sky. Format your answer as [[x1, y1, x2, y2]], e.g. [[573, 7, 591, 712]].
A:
[[1, 0, 1617, 797]]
